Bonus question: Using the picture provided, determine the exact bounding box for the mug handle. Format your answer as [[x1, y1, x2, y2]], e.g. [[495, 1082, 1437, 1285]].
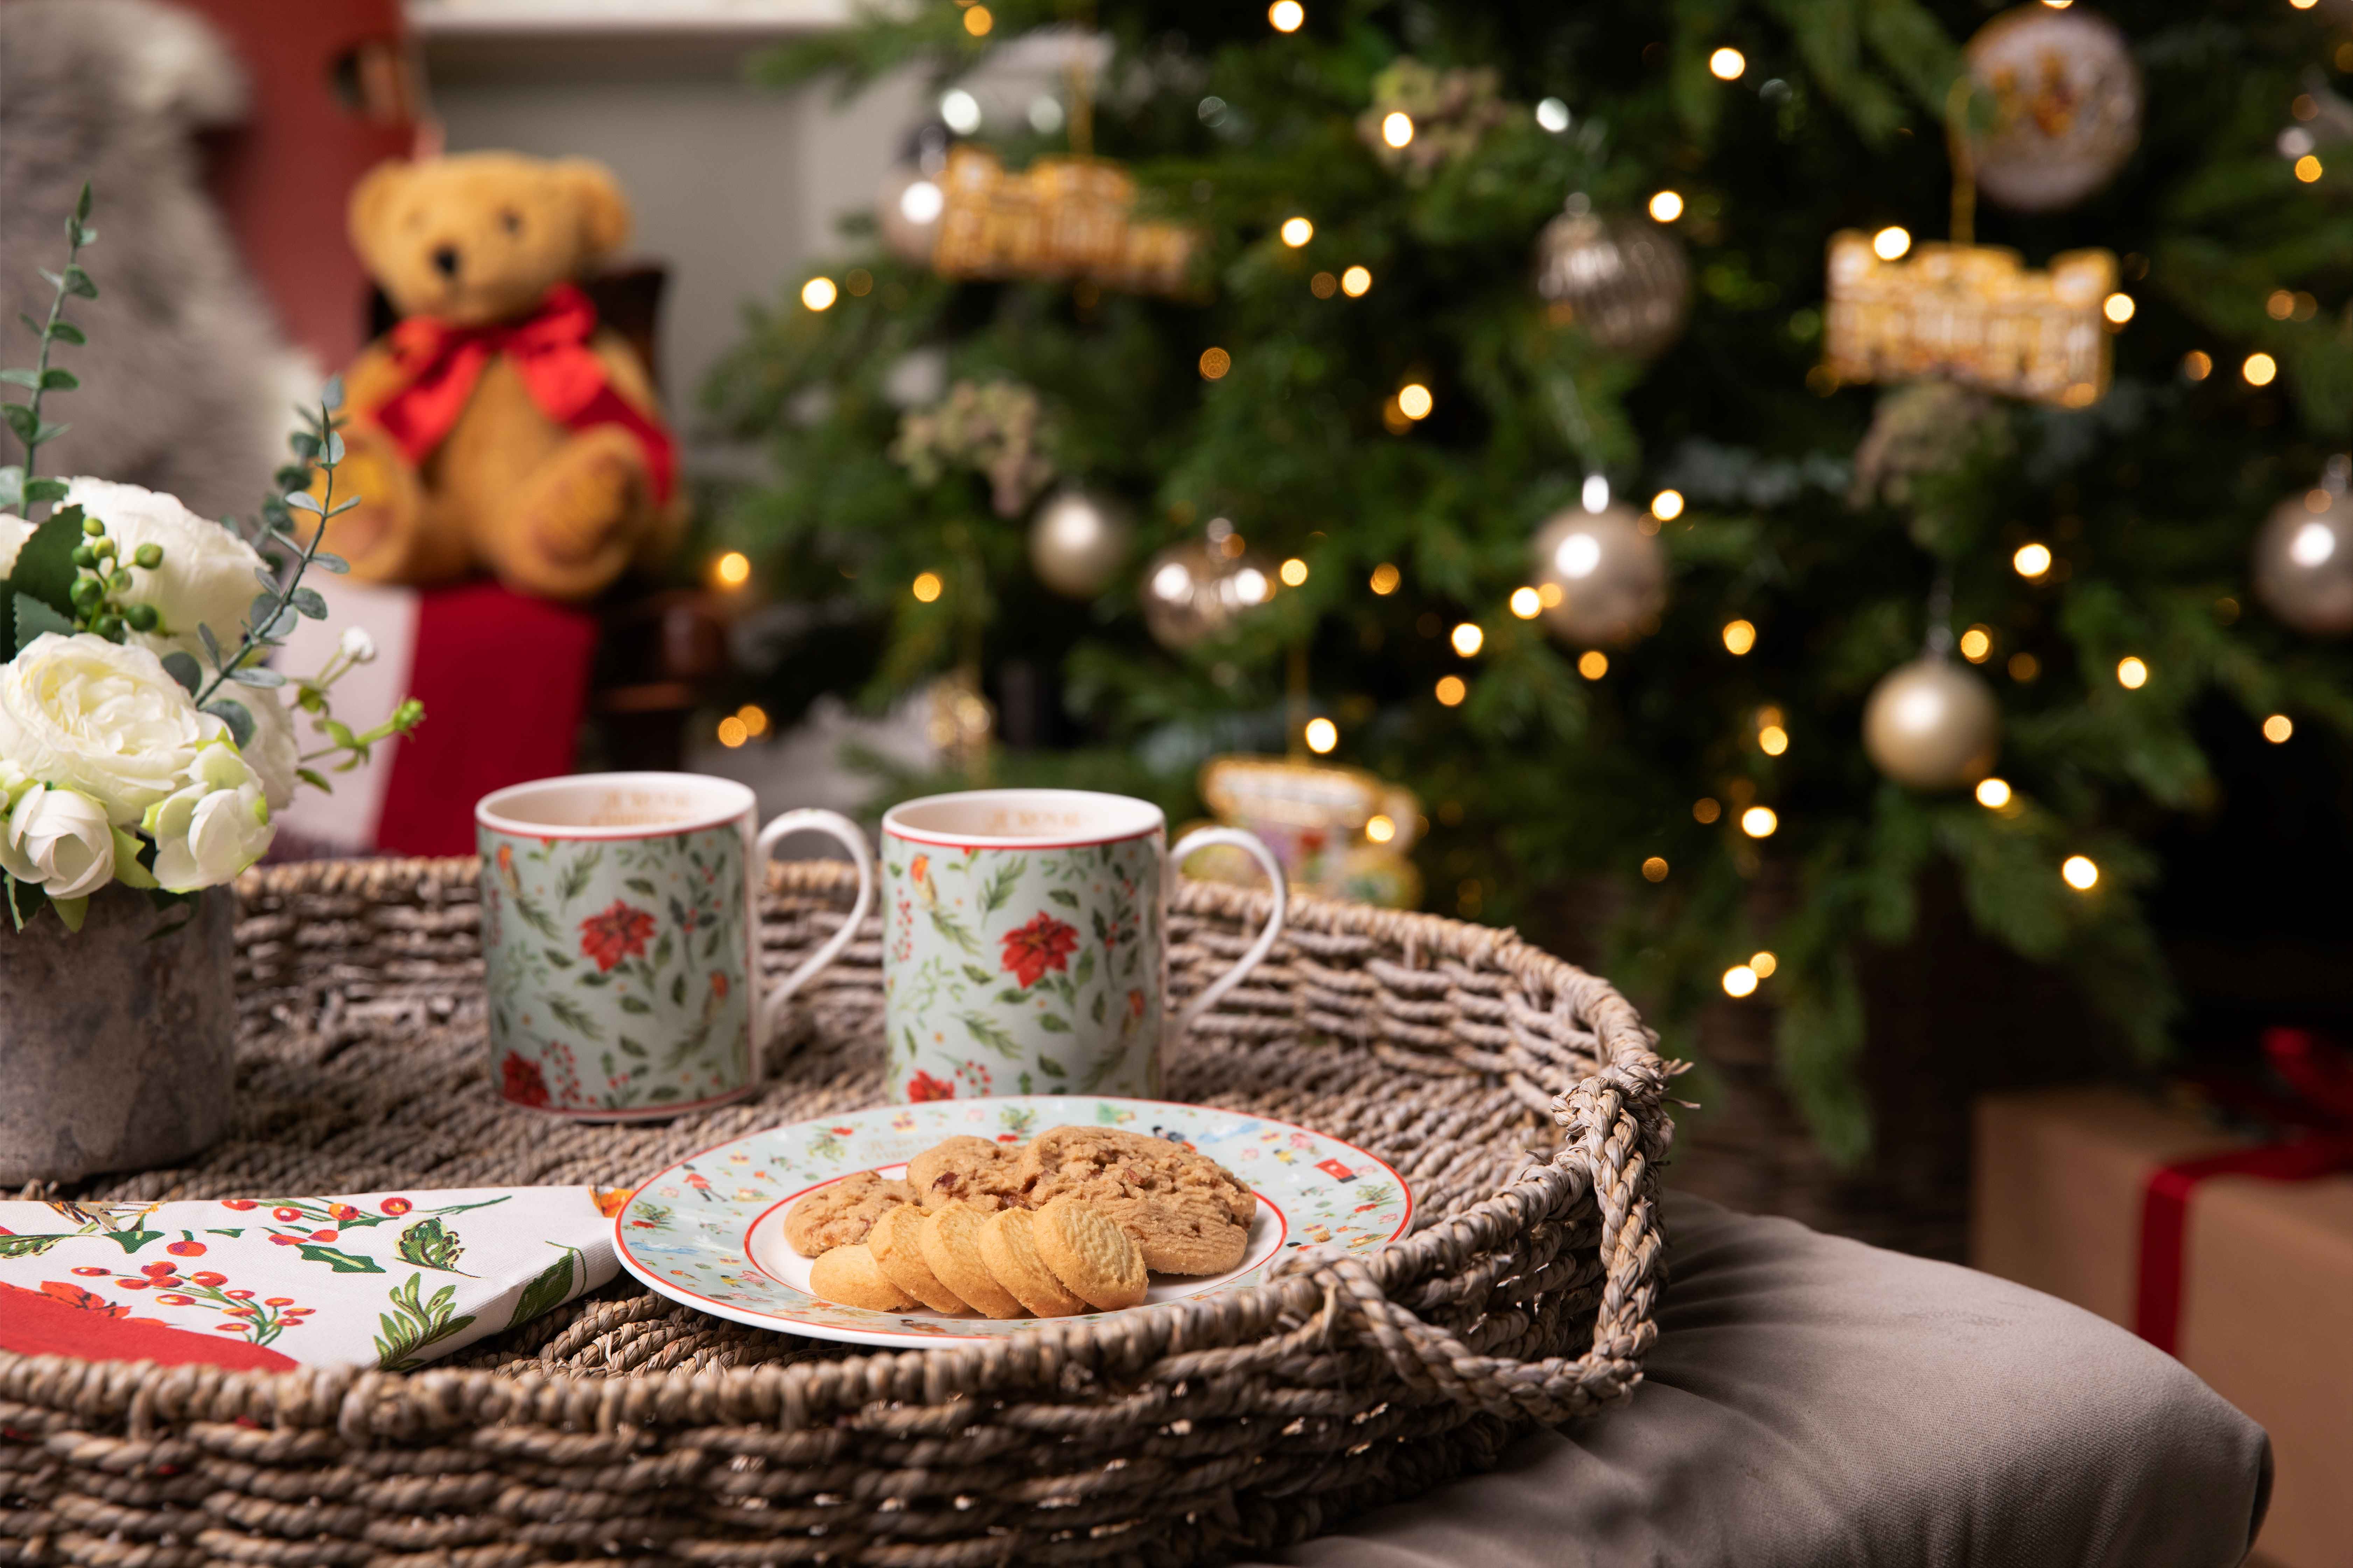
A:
[[1167, 826, 1288, 1034], [749, 809, 876, 1064]]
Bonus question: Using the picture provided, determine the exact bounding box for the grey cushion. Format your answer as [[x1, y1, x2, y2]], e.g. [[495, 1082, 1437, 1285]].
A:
[[1243, 1192, 2270, 1568]]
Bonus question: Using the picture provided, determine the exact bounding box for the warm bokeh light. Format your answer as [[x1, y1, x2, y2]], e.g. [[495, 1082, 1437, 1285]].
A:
[[2183, 351, 2212, 381], [1976, 777, 2012, 809], [1642, 855, 1670, 882], [1398, 383, 1434, 420], [2244, 352, 2278, 386], [1722, 965, 1759, 998], [845, 268, 873, 296], [738, 703, 771, 738], [2013, 542, 2053, 578], [717, 716, 749, 749], [1740, 805, 1778, 838], [1710, 47, 1746, 80], [2009, 652, 2042, 683], [1510, 586, 1542, 619], [1693, 797, 1722, 824], [1382, 112, 1414, 148], [2102, 292, 2135, 325], [912, 571, 943, 602], [1959, 626, 1992, 663], [2062, 855, 2100, 891], [1538, 582, 1563, 608], [801, 277, 838, 311], [1366, 813, 1397, 843], [1310, 271, 1338, 298], [2116, 656, 2148, 689], [1340, 265, 1373, 297], [1872, 226, 1912, 261], [1577, 650, 1609, 680], [1280, 557, 1309, 586], [1759, 724, 1789, 756], [1651, 489, 1686, 522], [2268, 290, 2296, 321], [712, 550, 752, 589], [1304, 717, 1338, 754], [1280, 216, 1314, 247], [1370, 562, 1401, 595], [1199, 346, 1232, 379], [1722, 619, 1757, 655], [2295, 155, 2323, 183], [1751, 950, 1779, 978], [2264, 713, 2295, 743], [1451, 622, 1484, 657], [1435, 674, 1468, 706], [1268, 0, 1304, 31], [1648, 190, 1685, 223], [964, 4, 993, 34], [1537, 97, 1571, 132]]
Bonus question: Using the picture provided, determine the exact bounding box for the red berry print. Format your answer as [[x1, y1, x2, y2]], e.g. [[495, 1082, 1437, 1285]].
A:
[[142, 1262, 176, 1276], [219, 1199, 258, 1211], [71, 1266, 108, 1277], [381, 1198, 412, 1216], [271, 1207, 302, 1222], [191, 1272, 226, 1287], [167, 1240, 206, 1257], [224, 1290, 254, 1300], [309, 1230, 338, 1243]]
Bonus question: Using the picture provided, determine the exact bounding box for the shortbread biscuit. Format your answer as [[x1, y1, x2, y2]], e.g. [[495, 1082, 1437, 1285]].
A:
[[869, 1202, 969, 1314], [808, 1243, 912, 1311], [907, 1135, 1027, 1213], [920, 1201, 1026, 1319], [1018, 1126, 1256, 1274], [1032, 1196, 1148, 1311], [784, 1170, 912, 1257], [979, 1207, 1088, 1318]]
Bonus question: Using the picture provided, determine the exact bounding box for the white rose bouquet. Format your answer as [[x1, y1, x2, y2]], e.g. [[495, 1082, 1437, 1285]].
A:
[[0, 187, 422, 932]]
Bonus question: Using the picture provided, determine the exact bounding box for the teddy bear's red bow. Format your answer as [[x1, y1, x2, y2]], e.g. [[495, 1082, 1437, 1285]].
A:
[[363, 283, 676, 505]]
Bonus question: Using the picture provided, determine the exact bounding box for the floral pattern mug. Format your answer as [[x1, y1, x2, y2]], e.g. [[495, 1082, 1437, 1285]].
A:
[[476, 773, 873, 1120], [876, 789, 1285, 1101]]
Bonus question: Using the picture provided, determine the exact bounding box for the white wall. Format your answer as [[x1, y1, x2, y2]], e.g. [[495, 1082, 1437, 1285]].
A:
[[423, 33, 923, 463]]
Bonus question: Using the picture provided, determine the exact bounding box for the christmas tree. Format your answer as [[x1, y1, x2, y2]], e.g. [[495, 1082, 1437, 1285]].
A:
[[706, 0, 2353, 1160]]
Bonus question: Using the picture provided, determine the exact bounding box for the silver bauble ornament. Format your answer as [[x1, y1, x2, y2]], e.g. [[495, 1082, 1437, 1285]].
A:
[[2253, 465, 2353, 636], [1029, 487, 1134, 599], [1863, 656, 2001, 790], [1529, 505, 1668, 647], [1963, 7, 2141, 212], [877, 162, 947, 266], [1533, 207, 1692, 359], [1140, 539, 1276, 651]]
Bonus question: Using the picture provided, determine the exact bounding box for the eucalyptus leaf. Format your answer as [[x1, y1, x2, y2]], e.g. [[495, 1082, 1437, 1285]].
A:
[[313, 552, 350, 575], [48, 321, 85, 346], [197, 622, 223, 666], [13, 592, 74, 653], [230, 666, 286, 689], [203, 698, 255, 749], [290, 586, 328, 619], [161, 651, 202, 694]]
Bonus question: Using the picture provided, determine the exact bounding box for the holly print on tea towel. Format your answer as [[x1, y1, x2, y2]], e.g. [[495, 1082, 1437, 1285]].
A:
[[0, 1187, 618, 1372]]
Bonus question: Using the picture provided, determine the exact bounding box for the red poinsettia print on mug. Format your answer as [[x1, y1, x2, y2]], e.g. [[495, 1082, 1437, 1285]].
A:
[[1000, 913, 1078, 987], [502, 1052, 552, 1108], [579, 900, 657, 972], [905, 1069, 956, 1102]]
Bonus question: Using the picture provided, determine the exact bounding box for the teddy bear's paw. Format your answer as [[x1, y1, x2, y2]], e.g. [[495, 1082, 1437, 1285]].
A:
[[491, 425, 654, 601]]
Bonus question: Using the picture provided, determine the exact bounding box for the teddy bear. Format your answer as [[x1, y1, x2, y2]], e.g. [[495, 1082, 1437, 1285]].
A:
[[323, 152, 682, 603]]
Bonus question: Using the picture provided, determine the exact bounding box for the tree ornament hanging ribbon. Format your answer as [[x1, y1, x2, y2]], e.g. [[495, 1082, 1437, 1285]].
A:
[[360, 283, 677, 505], [2134, 1027, 2353, 1354]]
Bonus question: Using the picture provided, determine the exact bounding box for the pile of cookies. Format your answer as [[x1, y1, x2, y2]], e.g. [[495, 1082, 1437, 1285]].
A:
[[785, 1126, 1259, 1319]]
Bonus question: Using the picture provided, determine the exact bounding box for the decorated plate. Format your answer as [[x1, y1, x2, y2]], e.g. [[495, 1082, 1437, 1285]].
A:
[[612, 1095, 1413, 1348]]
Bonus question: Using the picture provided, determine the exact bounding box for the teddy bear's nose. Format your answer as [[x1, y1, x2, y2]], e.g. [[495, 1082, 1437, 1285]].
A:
[[431, 246, 461, 279]]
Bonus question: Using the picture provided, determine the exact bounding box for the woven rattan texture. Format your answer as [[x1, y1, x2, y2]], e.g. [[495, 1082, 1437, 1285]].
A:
[[0, 858, 1674, 1568]]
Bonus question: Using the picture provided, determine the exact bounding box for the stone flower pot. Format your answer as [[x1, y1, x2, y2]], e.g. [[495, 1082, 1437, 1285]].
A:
[[0, 886, 235, 1186]]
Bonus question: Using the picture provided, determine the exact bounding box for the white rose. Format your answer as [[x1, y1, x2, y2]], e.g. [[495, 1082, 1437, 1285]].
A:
[[145, 739, 272, 892], [0, 632, 223, 826], [0, 786, 117, 899], [237, 684, 300, 811], [0, 513, 31, 579], [62, 478, 268, 659]]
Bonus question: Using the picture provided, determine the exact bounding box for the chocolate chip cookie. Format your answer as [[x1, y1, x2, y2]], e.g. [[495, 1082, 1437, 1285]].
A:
[[907, 1135, 1028, 1213], [1017, 1126, 1256, 1274], [784, 1169, 913, 1257]]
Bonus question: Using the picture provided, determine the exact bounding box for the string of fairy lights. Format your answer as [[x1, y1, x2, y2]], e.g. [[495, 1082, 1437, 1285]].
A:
[[702, 0, 2337, 987]]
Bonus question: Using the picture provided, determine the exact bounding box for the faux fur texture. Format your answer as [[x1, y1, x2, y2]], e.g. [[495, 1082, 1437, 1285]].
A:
[[0, 0, 311, 521]]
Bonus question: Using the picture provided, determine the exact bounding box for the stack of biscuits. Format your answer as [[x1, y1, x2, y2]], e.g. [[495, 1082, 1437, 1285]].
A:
[[786, 1126, 1257, 1319]]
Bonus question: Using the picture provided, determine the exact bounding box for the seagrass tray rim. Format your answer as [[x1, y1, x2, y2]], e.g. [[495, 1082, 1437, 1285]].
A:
[[0, 857, 1673, 1444]]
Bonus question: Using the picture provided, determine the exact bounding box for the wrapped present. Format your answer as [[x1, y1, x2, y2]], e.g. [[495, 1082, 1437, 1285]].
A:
[[1973, 1038, 2353, 1568], [0, 1187, 622, 1372]]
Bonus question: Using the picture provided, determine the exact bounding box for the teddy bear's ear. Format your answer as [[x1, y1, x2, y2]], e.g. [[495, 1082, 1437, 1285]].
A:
[[558, 160, 632, 264], [348, 160, 410, 261]]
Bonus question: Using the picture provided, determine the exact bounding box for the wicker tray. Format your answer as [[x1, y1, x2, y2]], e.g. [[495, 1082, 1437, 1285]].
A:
[[0, 858, 1673, 1567]]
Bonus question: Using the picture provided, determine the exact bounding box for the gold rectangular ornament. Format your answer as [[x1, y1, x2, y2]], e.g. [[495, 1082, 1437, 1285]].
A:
[[930, 146, 1201, 298], [1823, 231, 2116, 407]]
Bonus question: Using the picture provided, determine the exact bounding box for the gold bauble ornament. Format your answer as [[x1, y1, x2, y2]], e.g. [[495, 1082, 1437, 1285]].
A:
[[1530, 504, 1667, 647], [1028, 487, 1134, 599], [1140, 538, 1276, 650], [1533, 205, 1692, 359], [1862, 656, 2001, 789], [1963, 7, 2141, 212], [2252, 462, 2353, 637], [876, 162, 947, 266]]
